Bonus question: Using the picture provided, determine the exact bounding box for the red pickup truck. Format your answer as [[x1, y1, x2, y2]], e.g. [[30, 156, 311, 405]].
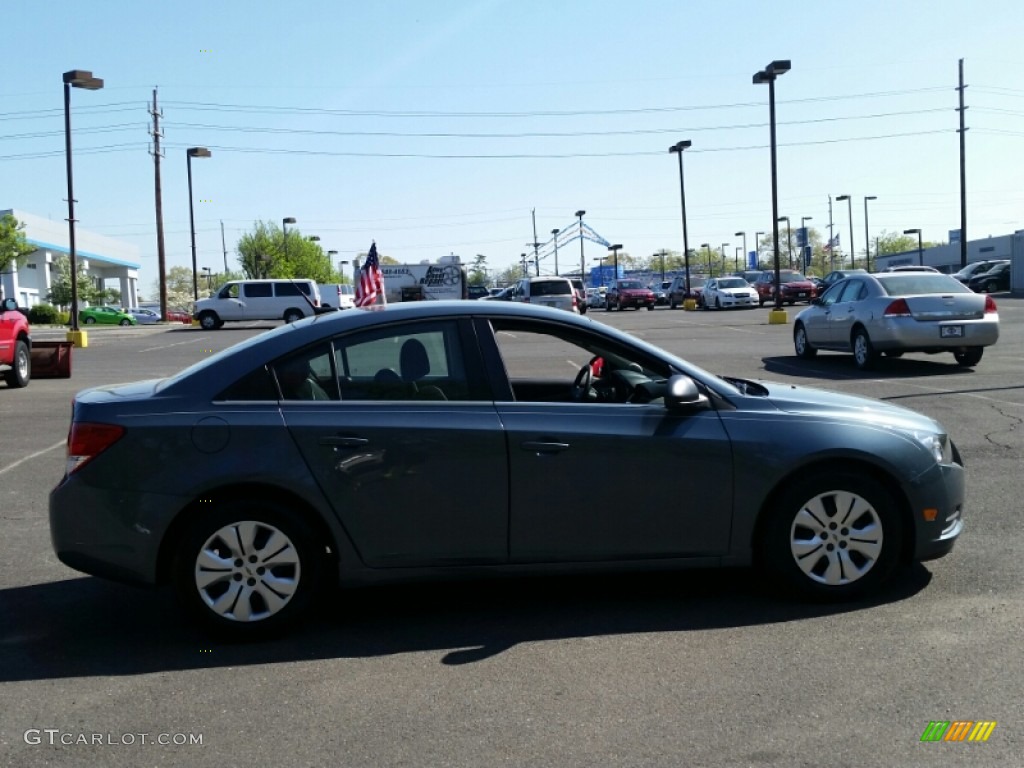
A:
[[0, 298, 31, 388]]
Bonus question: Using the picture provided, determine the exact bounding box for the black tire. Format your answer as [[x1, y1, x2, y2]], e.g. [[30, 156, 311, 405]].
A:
[[793, 323, 817, 360], [647, 304, 655, 311], [119, 319, 132, 326], [3, 340, 30, 388], [198, 311, 220, 330], [283, 309, 304, 324], [669, 299, 677, 309], [173, 499, 325, 638], [758, 295, 765, 307], [883, 351, 904, 358], [715, 297, 722, 310], [954, 347, 983, 367], [852, 328, 877, 371], [758, 471, 902, 600], [84, 316, 96, 324]]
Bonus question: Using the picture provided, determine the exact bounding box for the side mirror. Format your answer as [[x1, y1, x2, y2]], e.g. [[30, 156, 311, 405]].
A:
[[664, 375, 709, 413], [810, 297, 823, 306], [1, 298, 17, 312]]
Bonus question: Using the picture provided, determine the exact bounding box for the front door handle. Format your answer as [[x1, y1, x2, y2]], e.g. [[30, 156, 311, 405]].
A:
[[521, 441, 570, 454], [319, 436, 369, 448]]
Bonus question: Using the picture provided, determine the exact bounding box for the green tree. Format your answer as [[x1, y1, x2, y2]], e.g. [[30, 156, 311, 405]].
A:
[[47, 255, 102, 308], [0, 214, 37, 298], [236, 221, 336, 282], [874, 229, 936, 256], [468, 254, 489, 285]]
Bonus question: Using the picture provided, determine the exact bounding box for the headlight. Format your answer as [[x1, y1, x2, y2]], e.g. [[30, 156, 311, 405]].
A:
[[913, 431, 952, 464]]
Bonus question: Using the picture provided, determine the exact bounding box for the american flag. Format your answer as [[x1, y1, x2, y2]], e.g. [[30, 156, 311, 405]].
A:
[[355, 242, 386, 307], [823, 233, 840, 252]]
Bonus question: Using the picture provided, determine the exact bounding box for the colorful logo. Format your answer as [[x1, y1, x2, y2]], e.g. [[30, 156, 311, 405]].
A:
[[921, 721, 996, 742]]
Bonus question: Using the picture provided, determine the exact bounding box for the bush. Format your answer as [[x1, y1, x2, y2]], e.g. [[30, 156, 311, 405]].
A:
[[27, 304, 60, 324]]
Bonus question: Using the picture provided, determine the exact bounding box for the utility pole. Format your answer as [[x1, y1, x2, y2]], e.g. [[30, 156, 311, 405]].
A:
[[149, 87, 168, 321], [530, 208, 541, 276], [827, 195, 834, 272], [957, 57, 968, 268], [220, 220, 228, 273]]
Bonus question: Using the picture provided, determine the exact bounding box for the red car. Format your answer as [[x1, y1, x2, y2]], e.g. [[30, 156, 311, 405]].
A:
[[605, 279, 656, 311], [753, 270, 817, 306]]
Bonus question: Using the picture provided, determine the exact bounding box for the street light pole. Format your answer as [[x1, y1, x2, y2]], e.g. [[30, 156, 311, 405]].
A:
[[778, 216, 793, 269], [755, 231, 765, 268], [800, 216, 813, 271], [609, 244, 622, 278], [281, 217, 296, 279], [863, 196, 877, 271], [836, 195, 855, 269], [720, 243, 729, 277], [904, 228, 923, 266], [186, 147, 212, 302], [701, 243, 712, 277], [551, 228, 560, 276], [734, 231, 746, 270], [754, 59, 792, 313], [62, 69, 104, 339], [576, 210, 586, 282], [669, 141, 693, 295], [735, 246, 742, 272]]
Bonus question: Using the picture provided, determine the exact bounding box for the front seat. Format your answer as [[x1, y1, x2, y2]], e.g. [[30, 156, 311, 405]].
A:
[[399, 339, 447, 400]]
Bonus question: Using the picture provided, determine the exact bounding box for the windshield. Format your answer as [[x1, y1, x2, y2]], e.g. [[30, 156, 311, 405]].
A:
[[717, 278, 746, 288]]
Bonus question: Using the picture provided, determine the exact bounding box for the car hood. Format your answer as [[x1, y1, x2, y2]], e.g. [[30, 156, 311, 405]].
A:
[[758, 380, 942, 433]]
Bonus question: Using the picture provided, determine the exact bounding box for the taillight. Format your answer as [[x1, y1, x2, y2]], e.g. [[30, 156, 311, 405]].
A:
[[883, 298, 912, 317], [984, 295, 997, 314], [66, 422, 125, 476]]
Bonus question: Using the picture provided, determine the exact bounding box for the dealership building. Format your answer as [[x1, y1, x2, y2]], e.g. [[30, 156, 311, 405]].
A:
[[874, 229, 1023, 292], [1, 208, 141, 308]]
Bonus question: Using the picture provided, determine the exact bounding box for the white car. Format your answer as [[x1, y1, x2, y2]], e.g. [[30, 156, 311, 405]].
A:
[[702, 277, 758, 309], [127, 307, 161, 324]]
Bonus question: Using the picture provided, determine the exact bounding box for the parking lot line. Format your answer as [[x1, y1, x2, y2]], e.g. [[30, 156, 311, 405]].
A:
[[0, 439, 65, 477]]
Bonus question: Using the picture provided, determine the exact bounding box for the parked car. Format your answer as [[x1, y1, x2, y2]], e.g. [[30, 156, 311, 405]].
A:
[[793, 272, 999, 369], [193, 279, 322, 330], [466, 285, 491, 300], [753, 270, 816, 306], [127, 307, 161, 325], [1, 297, 31, 388], [814, 269, 867, 294], [952, 260, 1009, 285], [482, 286, 514, 301], [317, 283, 356, 310], [967, 262, 1011, 294], [649, 281, 670, 306], [605, 279, 655, 311], [666, 276, 706, 309], [139, 304, 192, 323], [79, 306, 137, 326], [702, 277, 758, 310], [50, 300, 966, 638], [570, 278, 588, 315], [585, 287, 606, 309], [510, 276, 578, 313]]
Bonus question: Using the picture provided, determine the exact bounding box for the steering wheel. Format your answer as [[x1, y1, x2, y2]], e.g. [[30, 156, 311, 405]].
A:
[[571, 363, 593, 401]]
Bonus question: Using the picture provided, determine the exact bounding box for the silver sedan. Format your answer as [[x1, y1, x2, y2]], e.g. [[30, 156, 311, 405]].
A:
[[793, 272, 1000, 369]]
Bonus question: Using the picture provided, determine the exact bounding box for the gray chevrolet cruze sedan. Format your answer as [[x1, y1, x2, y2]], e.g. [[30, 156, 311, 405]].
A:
[[50, 301, 964, 637]]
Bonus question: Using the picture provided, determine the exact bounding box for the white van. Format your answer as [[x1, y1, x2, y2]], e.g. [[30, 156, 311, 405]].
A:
[[316, 283, 356, 310], [193, 279, 321, 329]]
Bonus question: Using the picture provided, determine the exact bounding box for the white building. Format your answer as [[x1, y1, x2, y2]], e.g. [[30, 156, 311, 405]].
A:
[[1, 208, 141, 308], [875, 230, 1023, 293]]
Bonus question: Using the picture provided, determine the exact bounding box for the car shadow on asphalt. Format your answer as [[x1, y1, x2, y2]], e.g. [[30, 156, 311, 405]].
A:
[[0, 565, 931, 681], [762, 354, 980, 382]]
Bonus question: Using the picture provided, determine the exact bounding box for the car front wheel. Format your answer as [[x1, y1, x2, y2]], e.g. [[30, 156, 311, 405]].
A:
[[3, 340, 30, 388], [198, 311, 220, 330], [759, 472, 901, 599], [852, 328, 877, 370], [174, 501, 324, 638], [119, 319, 132, 326], [793, 323, 817, 359]]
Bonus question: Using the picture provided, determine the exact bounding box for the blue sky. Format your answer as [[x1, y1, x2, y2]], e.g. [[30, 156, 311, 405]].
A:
[[5, 0, 1023, 292]]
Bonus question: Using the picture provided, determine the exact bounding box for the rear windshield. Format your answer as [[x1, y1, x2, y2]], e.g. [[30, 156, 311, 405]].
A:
[[876, 274, 970, 295], [617, 281, 644, 289], [779, 271, 807, 282], [531, 280, 572, 296]]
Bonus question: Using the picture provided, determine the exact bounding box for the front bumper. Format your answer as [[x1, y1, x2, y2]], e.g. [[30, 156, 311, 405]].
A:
[[907, 457, 965, 562]]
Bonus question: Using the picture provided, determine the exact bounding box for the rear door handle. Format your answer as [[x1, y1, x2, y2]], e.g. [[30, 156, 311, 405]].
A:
[[521, 441, 570, 454], [319, 436, 369, 448]]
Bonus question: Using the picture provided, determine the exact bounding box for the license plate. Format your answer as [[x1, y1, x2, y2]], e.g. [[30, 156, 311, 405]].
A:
[[796, 292, 807, 298], [940, 325, 964, 338]]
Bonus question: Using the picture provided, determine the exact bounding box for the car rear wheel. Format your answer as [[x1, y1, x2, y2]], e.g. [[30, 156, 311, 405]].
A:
[[852, 328, 877, 370], [793, 323, 817, 359], [954, 347, 983, 367], [84, 316, 96, 324], [174, 501, 324, 638], [759, 472, 901, 600], [198, 311, 220, 330], [283, 309, 304, 324], [3, 340, 30, 388]]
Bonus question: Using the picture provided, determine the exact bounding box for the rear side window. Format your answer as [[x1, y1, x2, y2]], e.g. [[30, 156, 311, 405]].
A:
[[531, 280, 571, 297], [243, 283, 273, 298], [275, 282, 312, 297]]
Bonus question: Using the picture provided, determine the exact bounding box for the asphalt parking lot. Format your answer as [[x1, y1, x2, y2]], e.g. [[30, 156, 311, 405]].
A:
[[1, 300, 1022, 767]]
